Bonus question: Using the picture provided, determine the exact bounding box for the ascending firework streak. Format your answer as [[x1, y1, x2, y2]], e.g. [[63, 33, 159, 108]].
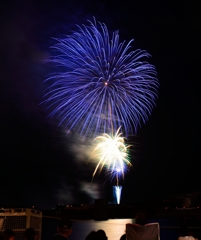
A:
[[92, 127, 131, 203], [113, 186, 122, 204]]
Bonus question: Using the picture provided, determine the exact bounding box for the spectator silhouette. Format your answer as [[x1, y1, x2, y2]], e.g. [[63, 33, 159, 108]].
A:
[[178, 225, 196, 240], [126, 211, 160, 240], [85, 230, 107, 240], [120, 233, 126, 240], [24, 228, 38, 240], [3, 229, 15, 240], [135, 212, 147, 225], [0, 233, 5, 240], [97, 229, 107, 240], [85, 231, 97, 240], [53, 217, 72, 240]]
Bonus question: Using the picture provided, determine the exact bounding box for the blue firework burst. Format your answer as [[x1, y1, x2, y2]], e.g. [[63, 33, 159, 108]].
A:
[[44, 19, 159, 137]]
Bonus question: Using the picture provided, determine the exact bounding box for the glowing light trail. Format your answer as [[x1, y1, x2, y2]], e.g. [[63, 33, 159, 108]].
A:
[[92, 128, 131, 186], [43, 19, 159, 138], [113, 186, 122, 204]]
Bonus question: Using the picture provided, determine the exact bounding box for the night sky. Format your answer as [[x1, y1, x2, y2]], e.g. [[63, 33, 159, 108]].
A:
[[0, 0, 200, 210]]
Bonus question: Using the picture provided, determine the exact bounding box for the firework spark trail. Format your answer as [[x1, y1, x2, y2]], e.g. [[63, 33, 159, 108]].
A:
[[43, 19, 159, 138], [114, 186, 122, 204], [91, 127, 131, 183], [92, 128, 131, 204]]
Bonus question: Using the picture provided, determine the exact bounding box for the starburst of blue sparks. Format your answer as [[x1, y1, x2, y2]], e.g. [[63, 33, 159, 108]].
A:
[[43, 19, 159, 138]]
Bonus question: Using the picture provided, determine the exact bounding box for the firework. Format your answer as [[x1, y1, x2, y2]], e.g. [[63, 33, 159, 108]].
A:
[[113, 186, 122, 204], [92, 127, 131, 184], [44, 19, 158, 138]]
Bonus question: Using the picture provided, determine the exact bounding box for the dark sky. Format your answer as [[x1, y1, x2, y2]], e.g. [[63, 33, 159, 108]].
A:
[[0, 0, 200, 209]]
